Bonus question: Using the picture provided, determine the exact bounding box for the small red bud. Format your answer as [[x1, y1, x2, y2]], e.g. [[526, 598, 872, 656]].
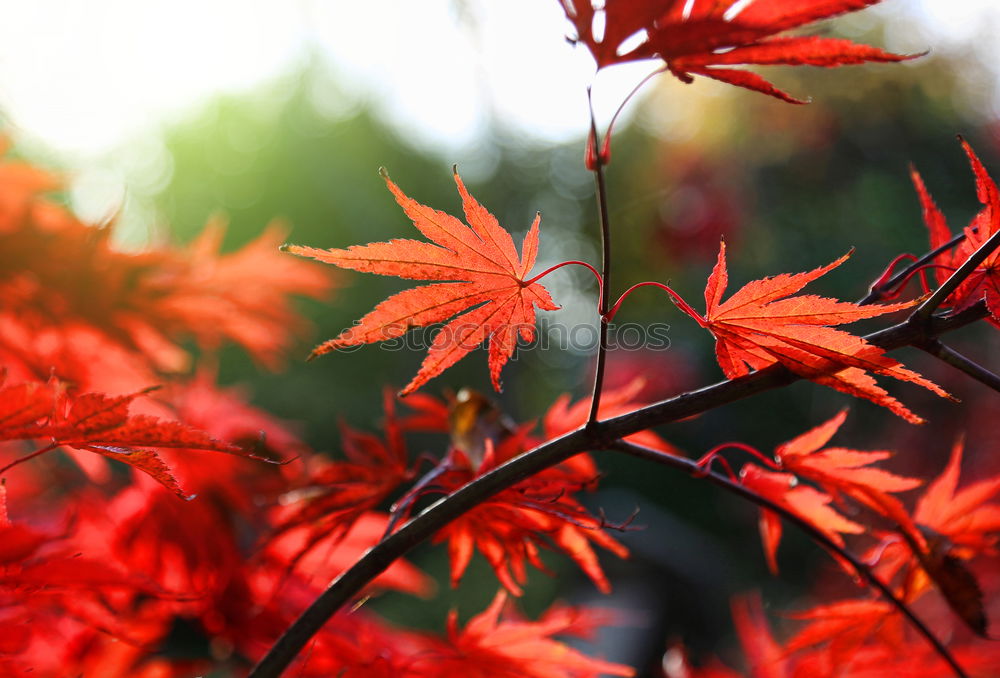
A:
[[584, 129, 599, 171], [584, 130, 612, 171]]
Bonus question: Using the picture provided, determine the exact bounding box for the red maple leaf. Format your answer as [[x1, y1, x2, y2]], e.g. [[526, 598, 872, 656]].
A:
[[249, 607, 412, 678], [434, 476, 629, 596], [286, 169, 558, 395], [775, 409, 921, 522], [412, 590, 634, 677], [144, 219, 333, 370], [683, 593, 1000, 677], [0, 378, 258, 497], [162, 371, 307, 512], [672, 241, 950, 423], [866, 439, 999, 637], [264, 511, 432, 597], [432, 441, 628, 596], [729, 593, 787, 678], [911, 440, 1000, 557], [0, 486, 170, 675], [558, 0, 911, 102], [740, 464, 864, 574], [784, 598, 902, 669], [914, 138, 1000, 325], [269, 389, 413, 564], [0, 143, 332, 387], [360, 390, 636, 596]]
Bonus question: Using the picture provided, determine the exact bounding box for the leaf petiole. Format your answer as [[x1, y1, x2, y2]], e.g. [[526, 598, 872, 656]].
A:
[[605, 280, 703, 323], [522, 259, 604, 298], [0, 443, 60, 477], [696, 442, 781, 477]]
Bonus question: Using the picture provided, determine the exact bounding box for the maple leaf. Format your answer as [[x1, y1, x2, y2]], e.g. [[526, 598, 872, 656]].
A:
[[863, 438, 998, 639], [901, 439, 996, 637], [0, 172, 331, 387], [785, 599, 903, 655], [0, 379, 57, 441], [914, 138, 1000, 325], [0, 142, 332, 384], [265, 511, 432, 597], [740, 464, 864, 574], [674, 241, 950, 423], [286, 169, 558, 395], [0, 488, 169, 675], [433, 450, 628, 596], [270, 389, 413, 563], [413, 590, 635, 677], [0, 379, 259, 498], [691, 594, 1000, 678], [372, 390, 635, 596], [162, 371, 307, 512], [259, 608, 412, 678], [729, 593, 786, 678], [912, 440, 1000, 557], [559, 0, 911, 102], [775, 409, 921, 522], [784, 598, 902, 669], [147, 219, 333, 370]]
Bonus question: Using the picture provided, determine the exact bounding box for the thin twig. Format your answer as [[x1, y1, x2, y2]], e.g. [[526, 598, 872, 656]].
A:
[[586, 95, 613, 427], [248, 303, 987, 678], [860, 231, 966, 305], [919, 339, 1000, 393], [610, 439, 969, 678], [0, 443, 59, 476]]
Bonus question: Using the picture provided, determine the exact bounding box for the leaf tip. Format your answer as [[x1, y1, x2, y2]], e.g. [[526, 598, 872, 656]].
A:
[[398, 379, 418, 398]]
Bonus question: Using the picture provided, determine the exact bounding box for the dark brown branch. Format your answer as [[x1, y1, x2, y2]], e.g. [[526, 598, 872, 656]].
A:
[[920, 338, 1000, 393], [609, 439, 968, 678], [248, 302, 988, 678]]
